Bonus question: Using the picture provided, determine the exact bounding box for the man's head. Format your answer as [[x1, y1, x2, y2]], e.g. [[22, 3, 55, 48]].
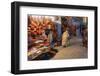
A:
[[55, 16, 59, 20]]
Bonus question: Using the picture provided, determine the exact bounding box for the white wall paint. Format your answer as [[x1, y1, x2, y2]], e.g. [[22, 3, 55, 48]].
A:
[[0, 0, 99, 76]]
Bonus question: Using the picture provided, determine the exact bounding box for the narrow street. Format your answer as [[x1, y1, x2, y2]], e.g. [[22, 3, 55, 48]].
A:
[[52, 37, 88, 60]]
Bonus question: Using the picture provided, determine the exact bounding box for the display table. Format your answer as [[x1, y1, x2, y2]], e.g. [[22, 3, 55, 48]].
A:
[[28, 39, 50, 60]]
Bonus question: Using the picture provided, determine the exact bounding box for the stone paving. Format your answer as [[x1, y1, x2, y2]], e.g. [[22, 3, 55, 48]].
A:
[[52, 37, 88, 60]]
